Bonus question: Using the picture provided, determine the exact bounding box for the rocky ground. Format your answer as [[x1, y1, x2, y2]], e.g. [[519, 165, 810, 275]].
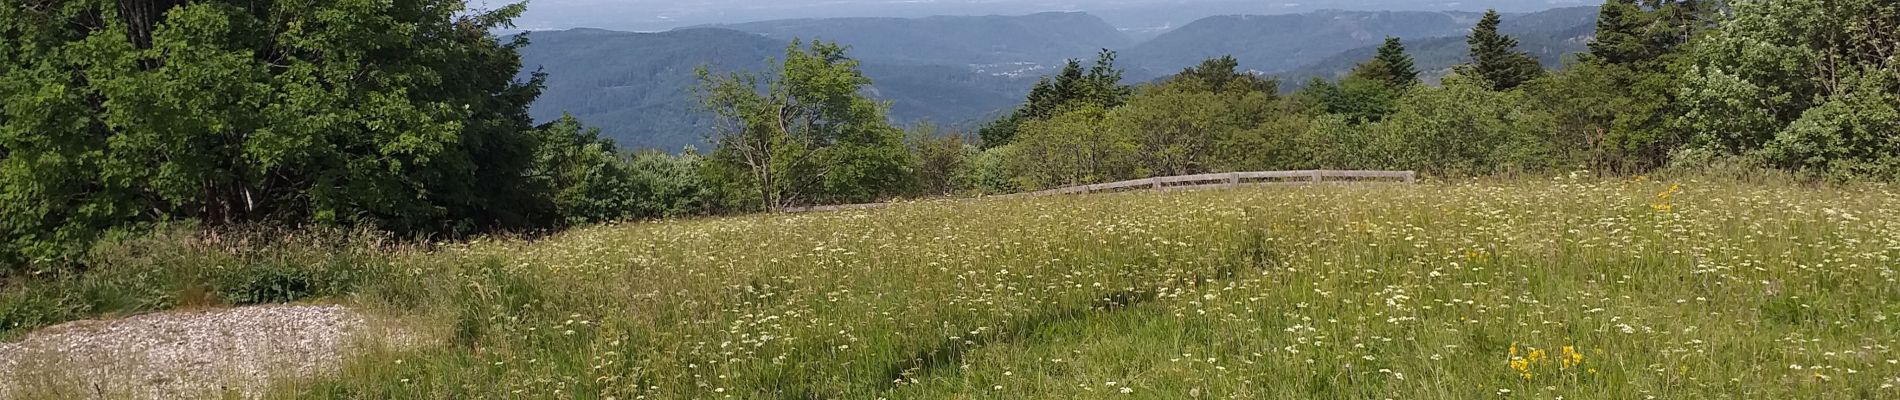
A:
[[0, 305, 410, 399]]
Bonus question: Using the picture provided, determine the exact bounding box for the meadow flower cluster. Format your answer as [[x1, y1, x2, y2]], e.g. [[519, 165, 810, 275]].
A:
[[269, 178, 1900, 399]]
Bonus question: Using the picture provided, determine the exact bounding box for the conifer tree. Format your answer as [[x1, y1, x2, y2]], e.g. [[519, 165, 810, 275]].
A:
[[1460, 10, 1545, 90], [1350, 37, 1420, 88]]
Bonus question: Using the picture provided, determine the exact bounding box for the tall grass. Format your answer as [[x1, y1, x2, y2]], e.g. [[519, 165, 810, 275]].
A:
[[0, 226, 406, 341], [10, 178, 1900, 398]]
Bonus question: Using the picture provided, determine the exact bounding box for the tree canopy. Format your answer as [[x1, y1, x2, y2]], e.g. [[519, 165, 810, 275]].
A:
[[1350, 37, 1421, 88], [1460, 10, 1546, 90], [0, 0, 556, 269]]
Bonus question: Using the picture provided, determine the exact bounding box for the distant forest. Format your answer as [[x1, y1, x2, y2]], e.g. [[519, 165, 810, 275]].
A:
[[522, 7, 1605, 151]]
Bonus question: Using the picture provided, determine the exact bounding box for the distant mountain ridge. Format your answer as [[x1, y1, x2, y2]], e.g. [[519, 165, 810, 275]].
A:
[[1276, 6, 1600, 86], [520, 7, 1605, 152], [521, 27, 1034, 152], [1120, 10, 1486, 75], [700, 12, 1133, 66]]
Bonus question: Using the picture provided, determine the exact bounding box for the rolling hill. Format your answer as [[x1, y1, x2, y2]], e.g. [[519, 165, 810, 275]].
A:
[[1118, 10, 1486, 75], [703, 12, 1133, 66], [1276, 6, 1600, 85], [520, 28, 1032, 152], [521, 7, 1605, 152]]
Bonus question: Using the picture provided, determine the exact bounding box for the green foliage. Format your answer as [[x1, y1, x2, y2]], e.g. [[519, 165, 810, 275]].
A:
[[0, 0, 552, 272], [978, 50, 1132, 148], [626, 150, 717, 218], [1377, 75, 1563, 175], [1759, 73, 1900, 181], [697, 40, 914, 211], [1675, 0, 1900, 180], [1300, 77, 1401, 124], [1349, 37, 1421, 88], [1004, 106, 1137, 188], [905, 124, 977, 196], [1164, 56, 1281, 95], [533, 114, 639, 225], [1459, 10, 1548, 90]]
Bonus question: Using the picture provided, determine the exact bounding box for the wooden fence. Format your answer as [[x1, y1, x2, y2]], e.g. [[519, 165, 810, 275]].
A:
[[784, 170, 1416, 213]]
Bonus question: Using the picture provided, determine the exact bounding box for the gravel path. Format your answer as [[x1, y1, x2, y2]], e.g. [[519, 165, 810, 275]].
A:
[[0, 304, 406, 399]]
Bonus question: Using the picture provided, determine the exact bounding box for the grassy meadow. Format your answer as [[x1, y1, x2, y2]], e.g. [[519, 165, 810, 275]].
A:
[[6, 178, 1900, 399]]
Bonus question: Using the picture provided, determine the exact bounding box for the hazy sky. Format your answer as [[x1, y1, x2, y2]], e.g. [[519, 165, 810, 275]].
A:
[[504, 0, 1590, 32]]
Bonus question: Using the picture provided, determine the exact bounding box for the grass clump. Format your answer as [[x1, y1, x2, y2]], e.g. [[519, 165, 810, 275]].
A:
[[0, 226, 402, 340]]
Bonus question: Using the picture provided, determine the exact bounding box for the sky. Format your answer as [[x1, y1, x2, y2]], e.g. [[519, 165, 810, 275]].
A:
[[502, 0, 1592, 32]]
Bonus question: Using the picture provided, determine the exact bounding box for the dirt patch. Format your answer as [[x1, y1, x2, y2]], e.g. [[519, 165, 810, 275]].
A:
[[0, 304, 417, 399]]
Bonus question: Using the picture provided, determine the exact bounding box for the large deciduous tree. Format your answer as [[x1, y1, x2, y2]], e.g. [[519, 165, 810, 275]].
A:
[[0, 0, 551, 270], [697, 40, 913, 212], [1676, 0, 1900, 181]]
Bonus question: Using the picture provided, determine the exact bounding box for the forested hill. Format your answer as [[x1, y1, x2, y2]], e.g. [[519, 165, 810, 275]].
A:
[[1120, 10, 1485, 74], [520, 28, 1033, 152], [522, 7, 1603, 152], [1277, 6, 1600, 85], [701, 12, 1133, 67]]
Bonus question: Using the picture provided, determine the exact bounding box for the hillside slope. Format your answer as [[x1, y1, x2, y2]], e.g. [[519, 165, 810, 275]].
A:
[[21, 180, 1862, 398], [1120, 10, 1486, 75], [1278, 6, 1599, 85], [705, 12, 1133, 66], [520, 28, 1029, 151]]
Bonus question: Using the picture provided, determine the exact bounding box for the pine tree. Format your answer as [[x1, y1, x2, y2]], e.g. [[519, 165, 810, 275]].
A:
[[1350, 37, 1420, 88], [1589, 0, 1653, 64], [1461, 10, 1546, 90], [978, 51, 1129, 148]]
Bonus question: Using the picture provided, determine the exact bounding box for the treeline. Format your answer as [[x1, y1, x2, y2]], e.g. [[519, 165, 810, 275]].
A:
[[2, 0, 1896, 275], [683, 0, 1897, 202]]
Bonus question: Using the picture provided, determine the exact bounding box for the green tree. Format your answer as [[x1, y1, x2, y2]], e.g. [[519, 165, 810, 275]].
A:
[[1379, 75, 1560, 176], [1006, 106, 1137, 189], [1107, 91, 1228, 177], [1301, 77, 1400, 124], [1165, 56, 1280, 95], [1350, 37, 1421, 88], [978, 50, 1131, 148], [697, 40, 913, 211], [1552, 0, 1718, 173], [626, 150, 715, 218], [1588, 0, 1655, 65], [530, 114, 643, 225], [1, 1, 550, 270], [1459, 10, 1546, 90], [1676, 0, 1900, 180], [905, 124, 976, 196]]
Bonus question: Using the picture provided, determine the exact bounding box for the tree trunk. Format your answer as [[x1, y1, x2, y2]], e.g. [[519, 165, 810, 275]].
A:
[[118, 0, 186, 49]]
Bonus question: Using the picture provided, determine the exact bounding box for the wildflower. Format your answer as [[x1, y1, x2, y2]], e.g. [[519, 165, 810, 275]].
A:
[[1560, 346, 1583, 370]]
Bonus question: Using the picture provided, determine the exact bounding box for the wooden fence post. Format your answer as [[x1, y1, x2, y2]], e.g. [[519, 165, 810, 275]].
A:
[[1310, 170, 1323, 184], [1227, 172, 1239, 188]]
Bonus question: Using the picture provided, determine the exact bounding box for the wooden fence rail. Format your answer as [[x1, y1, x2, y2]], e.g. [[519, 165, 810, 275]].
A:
[[784, 170, 1415, 213]]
